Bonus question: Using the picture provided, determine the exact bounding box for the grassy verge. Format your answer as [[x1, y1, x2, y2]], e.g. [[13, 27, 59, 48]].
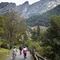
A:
[[0, 48, 10, 60]]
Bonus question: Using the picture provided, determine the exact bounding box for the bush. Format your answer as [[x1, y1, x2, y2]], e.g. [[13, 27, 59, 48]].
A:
[[0, 39, 8, 49]]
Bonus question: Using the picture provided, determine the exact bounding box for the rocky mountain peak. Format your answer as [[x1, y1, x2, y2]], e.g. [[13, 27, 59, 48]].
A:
[[23, 1, 29, 5], [0, 2, 16, 8], [0, 2, 16, 14], [0, 0, 60, 18], [0, 2, 9, 9]]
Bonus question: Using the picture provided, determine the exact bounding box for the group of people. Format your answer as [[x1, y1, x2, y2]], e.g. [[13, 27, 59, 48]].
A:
[[12, 46, 28, 60], [19, 46, 28, 58]]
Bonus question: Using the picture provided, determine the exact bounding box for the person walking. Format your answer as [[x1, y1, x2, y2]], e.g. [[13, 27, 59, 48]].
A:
[[23, 47, 28, 59], [19, 46, 22, 55], [12, 46, 17, 60]]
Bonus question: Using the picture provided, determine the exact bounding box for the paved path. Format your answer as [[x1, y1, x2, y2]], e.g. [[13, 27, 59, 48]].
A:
[[9, 49, 32, 60]]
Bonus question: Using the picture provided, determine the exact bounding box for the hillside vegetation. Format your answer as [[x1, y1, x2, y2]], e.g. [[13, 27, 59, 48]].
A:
[[0, 10, 60, 60]]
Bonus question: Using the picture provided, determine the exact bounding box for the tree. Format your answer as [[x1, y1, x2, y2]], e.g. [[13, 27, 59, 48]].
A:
[[0, 16, 6, 37], [31, 25, 40, 41], [45, 16, 60, 60], [1, 11, 27, 48], [31, 28, 37, 41], [36, 25, 40, 40]]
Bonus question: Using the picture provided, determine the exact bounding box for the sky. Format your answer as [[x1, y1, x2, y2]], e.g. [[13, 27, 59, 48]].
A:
[[0, 0, 40, 5]]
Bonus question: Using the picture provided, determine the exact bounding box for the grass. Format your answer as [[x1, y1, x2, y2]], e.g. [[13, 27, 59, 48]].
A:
[[0, 48, 10, 60]]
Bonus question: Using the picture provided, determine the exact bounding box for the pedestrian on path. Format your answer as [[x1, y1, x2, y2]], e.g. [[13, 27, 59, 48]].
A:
[[23, 46, 28, 59], [12, 46, 17, 60], [19, 46, 22, 55]]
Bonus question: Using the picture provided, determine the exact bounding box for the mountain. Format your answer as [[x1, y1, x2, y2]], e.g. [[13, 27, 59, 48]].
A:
[[26, 5, 60, 26], [0, 2, 16, 15], [0, 0, 60, 27], [0, 0, 60, 17], [17, 0, 60, 17]]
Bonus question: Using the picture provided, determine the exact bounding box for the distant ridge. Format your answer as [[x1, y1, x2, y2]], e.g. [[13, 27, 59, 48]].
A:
[[26, 5, 60, 26], [0, 0, 60, 17], [0, 0, 60, 26]]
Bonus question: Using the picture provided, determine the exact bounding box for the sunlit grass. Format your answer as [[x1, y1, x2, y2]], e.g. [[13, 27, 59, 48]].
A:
[[0, 48, 10, 60]]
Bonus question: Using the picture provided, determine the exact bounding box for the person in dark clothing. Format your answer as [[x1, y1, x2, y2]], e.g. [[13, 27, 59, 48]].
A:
[[19, 46, 22, 55]]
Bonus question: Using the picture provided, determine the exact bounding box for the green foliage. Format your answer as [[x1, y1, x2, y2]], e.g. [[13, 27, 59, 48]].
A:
[[44, 16, 60, 60], [0, 48, 10, 60], [47, 16, 60, 39], [25, 40, 42, 53], [31, 25, 40, 41], [25, 39, 53, 57], [0, 39, 9, 49], [31, 29, 38, 40], [24, 33, 28, 40], [0, 16, 7, 36], [0, 11, 27, 49]]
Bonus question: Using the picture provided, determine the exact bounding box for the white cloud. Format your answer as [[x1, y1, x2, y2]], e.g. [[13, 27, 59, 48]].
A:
[[0, 0, 40, 5]]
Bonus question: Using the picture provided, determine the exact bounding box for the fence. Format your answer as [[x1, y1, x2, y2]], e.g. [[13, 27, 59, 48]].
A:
[[29, 49, 47, 60]]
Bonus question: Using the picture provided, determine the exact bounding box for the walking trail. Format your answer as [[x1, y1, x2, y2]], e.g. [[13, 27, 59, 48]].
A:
[[7, 49, 33, 60]]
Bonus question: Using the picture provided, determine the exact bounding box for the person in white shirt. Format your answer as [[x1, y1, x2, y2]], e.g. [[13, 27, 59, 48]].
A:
[[12, 46, 17, 60], [23, 47, 28, 58]]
